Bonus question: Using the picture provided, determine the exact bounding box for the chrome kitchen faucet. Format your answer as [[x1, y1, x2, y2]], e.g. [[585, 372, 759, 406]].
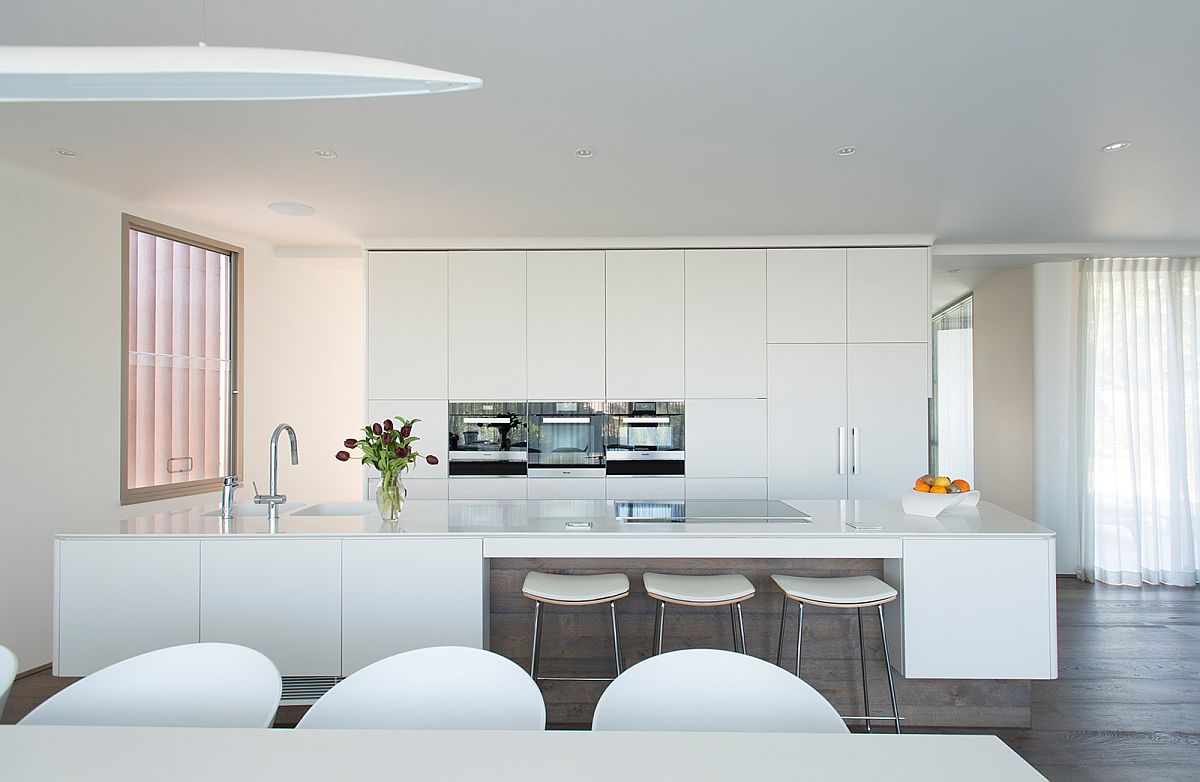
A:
[[253, 423, 298, 531]]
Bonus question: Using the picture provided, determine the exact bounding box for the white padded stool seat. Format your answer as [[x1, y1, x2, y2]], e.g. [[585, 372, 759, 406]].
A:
[[644, 573, 755, 605], [523, 572, 630, 604], [771, 574, 897, 606]]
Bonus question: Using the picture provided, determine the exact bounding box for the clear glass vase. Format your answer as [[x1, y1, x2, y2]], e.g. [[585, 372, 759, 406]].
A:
[[376, 471, 407, 520]]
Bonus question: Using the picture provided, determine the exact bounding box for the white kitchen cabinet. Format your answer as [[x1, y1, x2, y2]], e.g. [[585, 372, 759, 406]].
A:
[[367, 251, 448, 399], [448, 251, 527, 399], [55, 539, 200, 676], [685, 478, 767, 499], [685, 249, 767, 397], [685, 398, 767, 478], [200, 539, 342, 676], [606, 476, 685, 501], [897, 538, 1057, 679], [846, 247, 930, 343], [368, 476, 448, 501], [767, 344, 848, 499], [527, 476, 607, 499], [605, 250, 685, 399], [767, 248, 847, 343], [449, 478, 528, 500], [847, 343, 929, 499], [364, 399, 448, 480], [341, 538, 485, 674], [526, 251, 606, 399]]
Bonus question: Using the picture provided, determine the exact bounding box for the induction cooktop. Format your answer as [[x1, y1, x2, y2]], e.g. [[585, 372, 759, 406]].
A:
[[614, 499, 812, 522]]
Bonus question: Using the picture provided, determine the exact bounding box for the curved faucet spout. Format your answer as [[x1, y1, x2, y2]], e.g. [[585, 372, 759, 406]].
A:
[[273, 423, 299, 466], [258, 423, 299, 530]]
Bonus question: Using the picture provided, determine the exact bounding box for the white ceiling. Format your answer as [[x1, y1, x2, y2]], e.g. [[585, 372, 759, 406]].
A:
[[3, 0, 1200, 249]]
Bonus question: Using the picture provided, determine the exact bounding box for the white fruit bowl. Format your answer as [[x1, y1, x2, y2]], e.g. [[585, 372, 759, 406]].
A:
[[901, 489, 980, 517]]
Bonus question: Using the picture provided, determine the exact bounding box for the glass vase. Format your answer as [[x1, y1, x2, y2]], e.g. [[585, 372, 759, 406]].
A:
[[376, 471, 407, 521]]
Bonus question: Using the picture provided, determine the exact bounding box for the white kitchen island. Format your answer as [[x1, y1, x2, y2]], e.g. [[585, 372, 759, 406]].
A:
[[53, 498, 1057, 698]]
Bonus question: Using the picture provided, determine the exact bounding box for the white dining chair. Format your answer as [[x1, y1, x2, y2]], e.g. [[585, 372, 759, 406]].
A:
[[19, 643, 281, 728], [297, 646, 546, 730], [591, 648, 849, 733], [0, 645, 17, 720]]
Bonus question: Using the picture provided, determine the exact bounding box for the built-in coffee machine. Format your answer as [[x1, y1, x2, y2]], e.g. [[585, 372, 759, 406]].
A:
[[603, 401, 685, 476], [447, 401, 529, 476]]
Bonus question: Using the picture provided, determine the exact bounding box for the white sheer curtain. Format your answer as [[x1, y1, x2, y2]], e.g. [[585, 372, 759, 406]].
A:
[[1079, 258, 1200, 586]]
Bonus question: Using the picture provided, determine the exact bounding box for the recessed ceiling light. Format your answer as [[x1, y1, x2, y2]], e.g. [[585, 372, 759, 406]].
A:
[[947, 268, 961, 274], [267, 201, 316, 217], [51, 147, 79, 158], [1101, 141, 1131, 152], [313, 148, 338, 159], [575, 147, 595, 159], [836, 146, 857, 156]]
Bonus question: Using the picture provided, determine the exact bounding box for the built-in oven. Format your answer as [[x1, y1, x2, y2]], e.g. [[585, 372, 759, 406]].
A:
[[603, 401, 685, 476], [527, 401, 606, 478], [447, 401, 529, 477]]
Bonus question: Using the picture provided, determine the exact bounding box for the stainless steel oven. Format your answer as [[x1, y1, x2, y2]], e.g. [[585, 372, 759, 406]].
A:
[[527, 401, 605, 478], [603, 401, 685, 476], [447, 401, 529, 477]]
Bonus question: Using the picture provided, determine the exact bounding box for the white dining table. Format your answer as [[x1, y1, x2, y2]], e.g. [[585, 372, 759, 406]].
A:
[[1, 725, 1047, 781]]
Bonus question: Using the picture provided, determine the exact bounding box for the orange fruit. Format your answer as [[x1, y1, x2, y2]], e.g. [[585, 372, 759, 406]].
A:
[[914, 483, 931, 493], [929, 485, 948, 494], [952, 479, 971, 492]]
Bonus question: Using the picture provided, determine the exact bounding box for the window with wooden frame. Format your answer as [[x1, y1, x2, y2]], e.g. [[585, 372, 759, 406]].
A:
[[121, 215, 242, 504]]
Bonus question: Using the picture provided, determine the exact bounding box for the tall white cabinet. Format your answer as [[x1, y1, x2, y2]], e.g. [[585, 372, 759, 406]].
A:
[[527, 251, 606, 399], [448, 251, 527, 400], [605, 250, 685, 399], [367, 251, 448, 399], [684, 249, 766, 398]]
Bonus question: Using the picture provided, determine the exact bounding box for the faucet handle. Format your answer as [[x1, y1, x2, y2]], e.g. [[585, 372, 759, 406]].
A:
[[224, 474, 242, 488]]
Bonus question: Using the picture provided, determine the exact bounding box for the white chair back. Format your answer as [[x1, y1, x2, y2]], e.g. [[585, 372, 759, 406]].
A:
[[592, 648, 849, 733], [19, 643, 281, 728], [0, 645, 17, 720], [297, 646, 545, 730]]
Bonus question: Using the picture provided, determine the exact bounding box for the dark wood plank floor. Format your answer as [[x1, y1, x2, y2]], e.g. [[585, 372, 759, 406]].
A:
[[3, 577, 1197, 782]]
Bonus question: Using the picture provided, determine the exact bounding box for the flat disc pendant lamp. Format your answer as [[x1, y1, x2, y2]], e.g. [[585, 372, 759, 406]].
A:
[[0, 45, 482, 101]]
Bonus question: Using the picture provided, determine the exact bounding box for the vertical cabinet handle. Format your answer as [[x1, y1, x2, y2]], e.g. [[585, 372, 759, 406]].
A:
[[850, 427, 860, 475], [838, 426, 847, 475]]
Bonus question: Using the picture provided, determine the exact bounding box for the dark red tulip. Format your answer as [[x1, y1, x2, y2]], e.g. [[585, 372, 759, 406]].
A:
[[383, 419, 394, 432], [343, 438, 357, 448], [399, 425, 412, 438], [381, 432, 391, 445], [335, 451, 351, 462], [397, 446, 410, 458], [425, 454, 439, 465], [395, 446, 404, 457], [372, 422, 383, 436]]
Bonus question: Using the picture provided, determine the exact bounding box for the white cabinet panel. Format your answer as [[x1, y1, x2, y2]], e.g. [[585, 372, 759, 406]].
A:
[[685, 478, 768, 499], [449, 478, 528, 500], [847, 343, 929, 499], [526, 251, 606, 399], [527, 477, 607, 499], [364, 400, 448, 480], [767, 248, 847, 343], [55, 540, 200, 676], [368, 477, 448, 501], [900, 538, 1057, 679], [685, 249, 767, 397], [767, 344, 848, 499], [448, 251, 527, 399], [846, 247, 930, 343], [200, 539, 342, 676], [606, 250, 685, 399], [367, 251, 448, 399], [685, 398, 767, 478], [606, 476, 685, 500], [342, 538, 484, 674]]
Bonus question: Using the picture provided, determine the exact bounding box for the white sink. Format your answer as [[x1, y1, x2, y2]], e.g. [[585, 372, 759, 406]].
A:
[[290, 502, 378, 517], [200, 501, 306, 518]]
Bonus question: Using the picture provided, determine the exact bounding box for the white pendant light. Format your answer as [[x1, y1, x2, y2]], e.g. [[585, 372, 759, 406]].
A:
[[0, 45, 482, 102]]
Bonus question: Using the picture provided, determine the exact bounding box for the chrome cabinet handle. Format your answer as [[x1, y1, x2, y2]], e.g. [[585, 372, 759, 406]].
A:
[[851, 427, 860, 475], [838, 426, 847, 475]]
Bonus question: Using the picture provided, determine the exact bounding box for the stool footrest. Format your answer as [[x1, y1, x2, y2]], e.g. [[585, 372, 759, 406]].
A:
[[534, 676, 617, 683]]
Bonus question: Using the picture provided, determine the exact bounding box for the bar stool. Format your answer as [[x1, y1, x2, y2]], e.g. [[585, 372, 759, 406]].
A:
[[523, 572, 630, 682], [643, 573, 755, 655], [771, 574, 901, 733]]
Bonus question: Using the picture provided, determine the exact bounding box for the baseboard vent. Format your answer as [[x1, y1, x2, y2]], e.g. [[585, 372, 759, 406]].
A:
[[281, 676, 342, 704]]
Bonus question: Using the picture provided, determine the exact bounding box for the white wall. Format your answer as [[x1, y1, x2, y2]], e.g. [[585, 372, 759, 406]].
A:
[[972, 266, 1035, 521], [0, 159, 362, 671]]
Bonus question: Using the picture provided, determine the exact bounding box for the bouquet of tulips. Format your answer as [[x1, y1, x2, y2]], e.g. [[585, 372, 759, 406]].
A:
[[335, 416, 439, 473]]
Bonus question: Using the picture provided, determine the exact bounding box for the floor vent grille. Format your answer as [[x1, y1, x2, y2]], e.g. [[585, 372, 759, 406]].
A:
[[281, 676, 342, 703]]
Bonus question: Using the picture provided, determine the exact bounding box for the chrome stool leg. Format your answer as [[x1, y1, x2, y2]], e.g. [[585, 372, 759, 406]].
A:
[[652, 601, 666, 656], [795, 602, 804, 677], [736, 602, 748, 655], [610, 601, 623, 675], [857, 606, 871, 732], [729, 604, 740, 653], [529, 601, 544, 679], [775, 597, 787, 666], [879, 604, 901, 733]]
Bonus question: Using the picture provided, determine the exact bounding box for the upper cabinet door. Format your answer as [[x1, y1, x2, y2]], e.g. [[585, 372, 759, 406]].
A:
[[846, 247, 930, 343], [448, 251, 527, 399], [685, 249, 767, 397], [606, 250, 685, 399], [846, 342, 930, 499], [526, 251, 606, 399], [367, 251, 448, 399], [766, 248, 847, 343]]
